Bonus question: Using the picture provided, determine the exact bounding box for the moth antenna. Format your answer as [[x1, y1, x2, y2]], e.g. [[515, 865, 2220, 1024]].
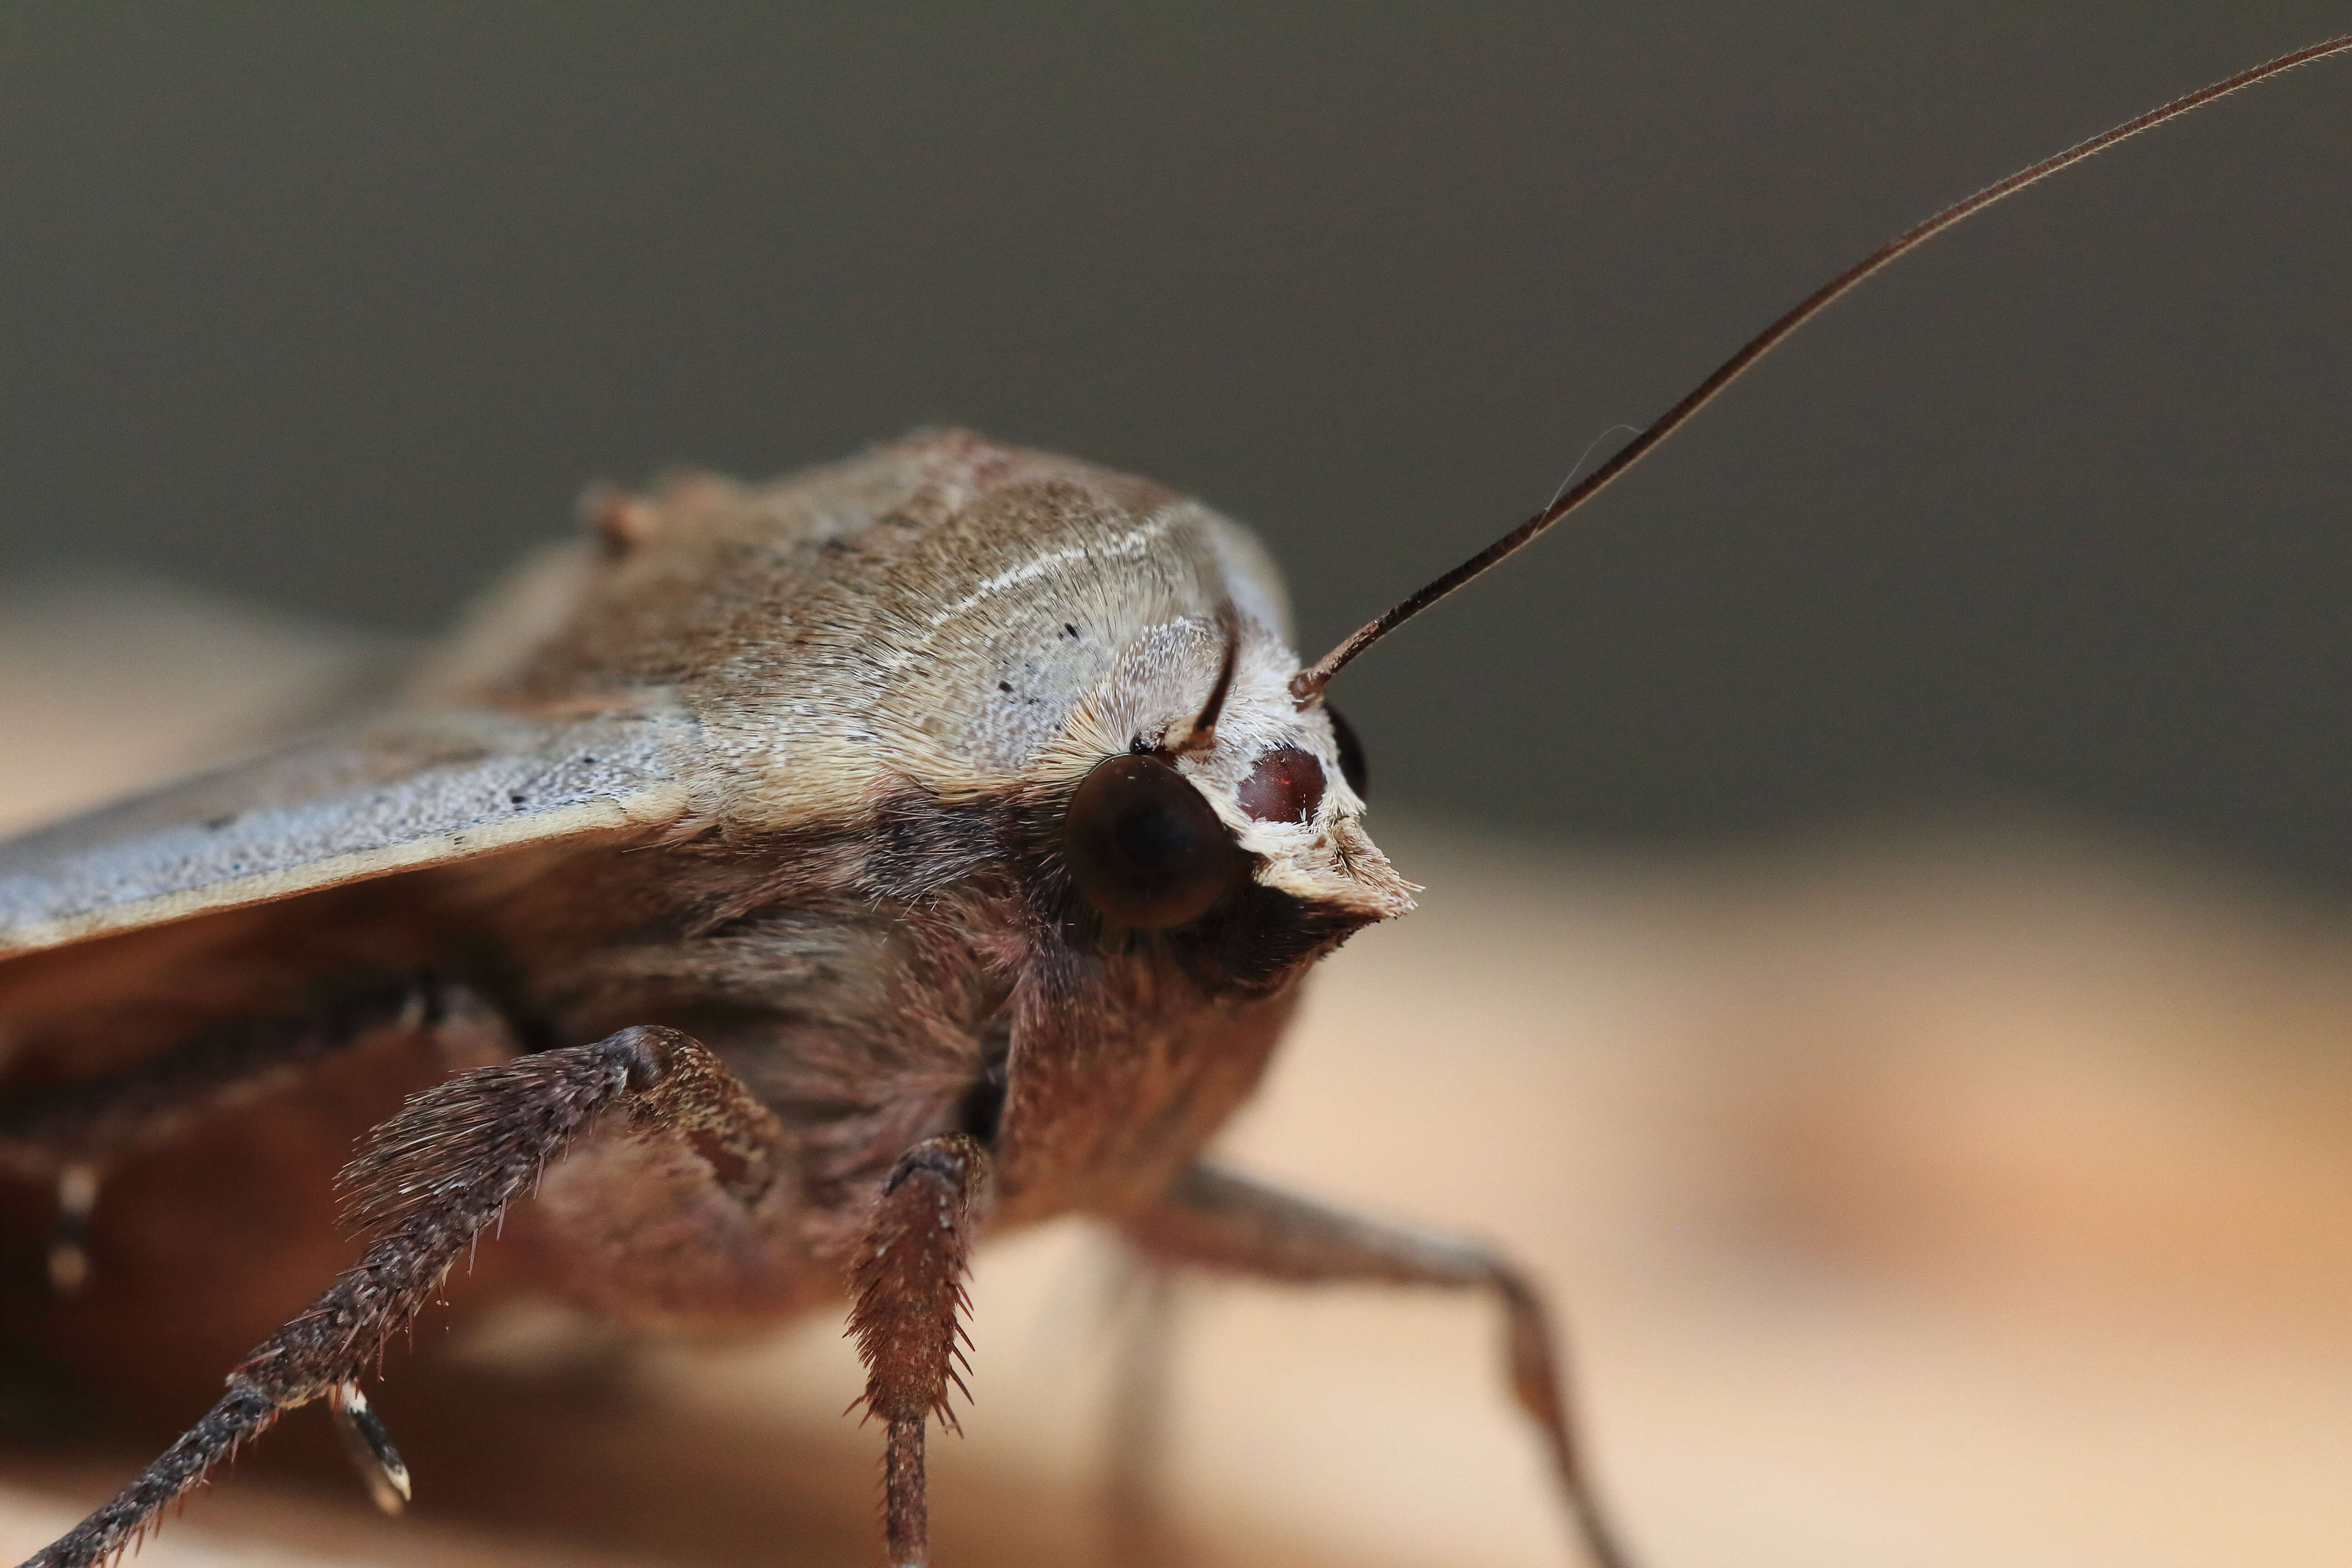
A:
[[1173, 604, 1243, 755], [1291, 33, 2352, 705]]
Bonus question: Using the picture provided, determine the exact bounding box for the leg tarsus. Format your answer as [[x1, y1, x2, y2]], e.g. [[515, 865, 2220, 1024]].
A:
[[882, 1416, 928, 1568], [22, 1385, 276, 1568], [1122, 1163, 1638, 1568], [1487, 1268, 1637, 1568]]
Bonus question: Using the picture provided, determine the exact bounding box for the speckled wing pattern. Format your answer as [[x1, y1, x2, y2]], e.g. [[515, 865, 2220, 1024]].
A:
[[0, 706, 694, 957]]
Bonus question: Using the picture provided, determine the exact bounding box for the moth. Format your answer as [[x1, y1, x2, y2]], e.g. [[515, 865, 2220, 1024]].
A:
[[1, 37, 2341, 1568]]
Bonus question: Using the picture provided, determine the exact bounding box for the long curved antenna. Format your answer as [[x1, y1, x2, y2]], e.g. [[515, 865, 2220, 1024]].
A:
[[1292, 33, 2352, 705]]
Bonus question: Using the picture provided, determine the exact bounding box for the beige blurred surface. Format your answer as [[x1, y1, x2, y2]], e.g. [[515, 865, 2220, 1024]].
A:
[[1, 582, 2346, 1568]]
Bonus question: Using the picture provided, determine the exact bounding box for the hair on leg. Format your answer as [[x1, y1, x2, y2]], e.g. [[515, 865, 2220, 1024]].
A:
[[1121, 1163, 1637, 1568], [847, 1133, 990, 1568], [18, 1023, 781, 1568]]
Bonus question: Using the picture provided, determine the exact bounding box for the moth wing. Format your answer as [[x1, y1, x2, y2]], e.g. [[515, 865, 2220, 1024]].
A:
[[0, 706, 694, 958]]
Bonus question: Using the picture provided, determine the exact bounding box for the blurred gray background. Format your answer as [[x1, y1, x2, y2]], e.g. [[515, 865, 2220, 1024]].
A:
[[2, 4, 2344, 895]]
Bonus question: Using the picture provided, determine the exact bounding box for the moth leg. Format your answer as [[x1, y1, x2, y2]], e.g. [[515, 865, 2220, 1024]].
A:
[[20, 1024, 780, 1568], [0, 977, 502, 1292], [1101, 1257, 1181, 1565], [1121, 1163, 1637, 1568], [847, 1133, 990, 1568]]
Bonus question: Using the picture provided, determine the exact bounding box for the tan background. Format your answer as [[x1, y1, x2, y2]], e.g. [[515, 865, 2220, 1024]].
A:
[[1, 584, 2343, 1567]]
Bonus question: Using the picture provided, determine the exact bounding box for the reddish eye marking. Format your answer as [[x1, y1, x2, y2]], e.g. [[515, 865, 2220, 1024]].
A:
[[1238, 746, 1325, 824]]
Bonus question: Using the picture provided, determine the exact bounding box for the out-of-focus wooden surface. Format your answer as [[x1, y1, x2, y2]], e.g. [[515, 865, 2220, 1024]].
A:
[[2, 581, 2346, 1568]]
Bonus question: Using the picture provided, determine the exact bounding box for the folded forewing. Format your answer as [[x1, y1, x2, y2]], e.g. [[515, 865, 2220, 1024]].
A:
[[0, 708, 694, 957]]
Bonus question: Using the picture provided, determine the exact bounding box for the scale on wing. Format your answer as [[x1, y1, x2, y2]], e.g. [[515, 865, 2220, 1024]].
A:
[[0, 705, 694, 958], [0, 430, 1279, 962]]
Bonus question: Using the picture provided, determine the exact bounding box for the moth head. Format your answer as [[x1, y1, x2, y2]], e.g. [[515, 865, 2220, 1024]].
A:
[[1046, 606, 1412, 950]]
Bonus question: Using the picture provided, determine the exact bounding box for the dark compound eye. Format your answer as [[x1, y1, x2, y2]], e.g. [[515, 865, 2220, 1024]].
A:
[[1063, 754, 1246, 930], [1237, 746, 1325, 824], [1325, 704, 1369, 801]]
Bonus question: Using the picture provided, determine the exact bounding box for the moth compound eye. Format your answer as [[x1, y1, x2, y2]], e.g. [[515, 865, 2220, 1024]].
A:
[[1237, 746, 1325, 824], [1326, 704, 1369, 801], [1063, 754, 1245, 930]]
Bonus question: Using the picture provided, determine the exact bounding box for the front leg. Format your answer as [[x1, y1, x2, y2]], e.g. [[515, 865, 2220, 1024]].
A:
[[848, 1133, 990, 1568], [20, 1024, 785, 1568], [1122, 1163, 1637, 1568]]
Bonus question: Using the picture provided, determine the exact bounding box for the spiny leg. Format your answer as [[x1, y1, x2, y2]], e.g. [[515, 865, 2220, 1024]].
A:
[[1121, 1163, 1637, 1568], [847, 1133, 990, 1568], [18, 1023, 782, 1568], [0, 977, 500, 1294]]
